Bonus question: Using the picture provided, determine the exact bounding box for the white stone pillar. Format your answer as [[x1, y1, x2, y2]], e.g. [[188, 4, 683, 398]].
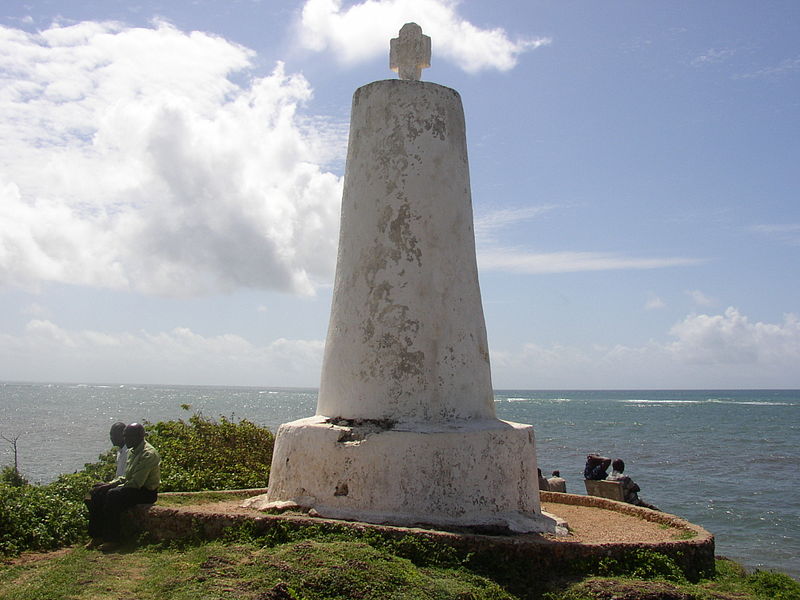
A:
[[246, 78, 561, 535], [317, 79, 495, 424]]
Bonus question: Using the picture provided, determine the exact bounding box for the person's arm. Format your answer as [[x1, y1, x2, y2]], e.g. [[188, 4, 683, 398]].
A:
[[122, 448, 159, 488], [92, 481, 120, 491], [586, 454, 610, 466]]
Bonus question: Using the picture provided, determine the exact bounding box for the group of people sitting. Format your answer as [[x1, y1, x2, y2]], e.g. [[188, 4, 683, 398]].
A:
[[584, 453, 659, 510], [536, 454, 659, 511], [84, 422, 161, 552]]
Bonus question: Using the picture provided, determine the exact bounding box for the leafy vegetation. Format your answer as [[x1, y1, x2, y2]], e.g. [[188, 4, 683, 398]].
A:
[[0, 478, 87, 556], [590, 549, 687, 582], [145, 413, 273, 492], [0, 467, 26, 488]]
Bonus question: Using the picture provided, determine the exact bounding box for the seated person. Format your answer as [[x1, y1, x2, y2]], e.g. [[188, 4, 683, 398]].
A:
[[537, 468, 550, 491], [584, 453, 611, 480], [110, 421, 128, 477], [84, 422, 127, 512], [607, 458, 660, 511], [547, 470, 567, 493], [86, 423, 161, 551]]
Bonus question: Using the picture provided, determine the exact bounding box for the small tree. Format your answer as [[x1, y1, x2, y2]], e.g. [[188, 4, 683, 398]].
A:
[[0, 432, 26, 486]]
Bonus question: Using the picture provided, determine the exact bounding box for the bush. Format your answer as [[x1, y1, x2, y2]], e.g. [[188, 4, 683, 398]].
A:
[[145, 413, 274, 492], [0, 465, 28, 487], [0, 481, 86, 555], [592, 549, 686, 582]]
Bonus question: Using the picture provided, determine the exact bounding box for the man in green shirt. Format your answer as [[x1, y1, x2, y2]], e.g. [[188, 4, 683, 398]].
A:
[[86, 423, 160, 551]]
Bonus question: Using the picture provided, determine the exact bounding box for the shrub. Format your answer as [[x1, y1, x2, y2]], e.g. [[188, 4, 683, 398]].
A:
[[593, 549, 686, 582], [145, 413, 274, 492], [0, 481, 86, 555], [0, 465, 28, 487], [79, 448, 118, 483]]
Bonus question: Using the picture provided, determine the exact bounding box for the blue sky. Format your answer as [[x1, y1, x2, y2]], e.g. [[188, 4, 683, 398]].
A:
[[0, 0, 798, 388]]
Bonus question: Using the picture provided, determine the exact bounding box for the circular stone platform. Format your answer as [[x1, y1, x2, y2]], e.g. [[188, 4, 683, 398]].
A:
[[126, 489, 715, 583]]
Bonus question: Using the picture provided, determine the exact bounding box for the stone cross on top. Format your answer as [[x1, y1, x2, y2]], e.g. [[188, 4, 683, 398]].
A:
[[390, 23, 431, 81]]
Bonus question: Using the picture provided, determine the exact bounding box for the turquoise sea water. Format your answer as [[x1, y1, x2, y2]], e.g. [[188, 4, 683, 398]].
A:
[[1, 383, 797, 578]]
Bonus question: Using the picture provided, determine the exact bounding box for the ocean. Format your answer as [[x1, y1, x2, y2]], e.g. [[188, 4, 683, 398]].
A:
[[1, 383, 797, 579]]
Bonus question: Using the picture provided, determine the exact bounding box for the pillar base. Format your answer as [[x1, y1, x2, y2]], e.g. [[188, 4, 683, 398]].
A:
[[244, 416, 564, 534]]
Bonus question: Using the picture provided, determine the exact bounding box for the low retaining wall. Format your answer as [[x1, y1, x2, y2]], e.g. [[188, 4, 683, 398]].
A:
[[125, 490, 715, 586], [538, 491, 715, 581]]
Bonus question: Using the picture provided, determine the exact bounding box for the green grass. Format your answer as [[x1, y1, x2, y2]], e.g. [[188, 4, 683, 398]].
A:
[[542, 557, 800, 600], [672, 529, 698, 540], [0, 548, 152, 600], [2, 543, 798, 600], [0, 540, 513, 600], [157, 491, 257, 506]]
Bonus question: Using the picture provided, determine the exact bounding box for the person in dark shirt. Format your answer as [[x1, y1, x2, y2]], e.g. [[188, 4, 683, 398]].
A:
[[584, 453, 611, 480]]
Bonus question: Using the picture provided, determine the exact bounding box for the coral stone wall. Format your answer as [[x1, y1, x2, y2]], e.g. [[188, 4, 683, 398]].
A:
[[125, 491, 714, 583]]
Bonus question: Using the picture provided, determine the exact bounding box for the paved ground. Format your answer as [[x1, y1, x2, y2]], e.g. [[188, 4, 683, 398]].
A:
[[159, 496, 695, 544]]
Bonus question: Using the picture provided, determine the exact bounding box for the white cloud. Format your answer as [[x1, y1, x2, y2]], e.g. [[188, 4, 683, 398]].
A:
[[667, 307, 800, 367], [472, 205, 702, 275], [735, 56, 800, 79], [644, 293, 665, 310], [478, 249, 703, 274], [491, 307, 800, 388], [298, 0, 550, 73], [751, 223, 800, 246], [0, 21, 344, 297], [3, 308, 797, 388], [0, 319, 324, 387], [686, 289, 715, 307], [474, 205, 556, 243], [691, 48, 734, 67]]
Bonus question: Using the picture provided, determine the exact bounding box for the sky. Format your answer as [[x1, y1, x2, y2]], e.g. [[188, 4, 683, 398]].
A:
[[0, 0, 798, 389]]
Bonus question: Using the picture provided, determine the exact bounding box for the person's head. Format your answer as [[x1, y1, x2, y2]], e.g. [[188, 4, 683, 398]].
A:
[[552, 470, 560, 477], [123, 423, 145, 449], [109, 422, 126, 447], [537, 468, 543, 477], [612, 459, 625, 473]]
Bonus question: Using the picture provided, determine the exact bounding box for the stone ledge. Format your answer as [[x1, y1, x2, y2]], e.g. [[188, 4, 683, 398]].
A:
[[125, 490, 714, 583], [158, 488, 269, 497], [539, 490, 706, 531]]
